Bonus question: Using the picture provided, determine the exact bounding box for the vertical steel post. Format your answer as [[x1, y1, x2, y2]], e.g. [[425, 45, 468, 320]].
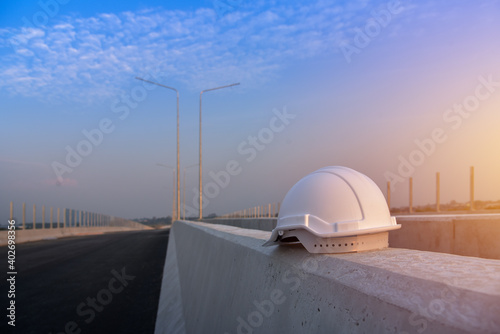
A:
[[409, 178, 413, 214], [470, 166, 475, 211], [436, 172, 440, 212], [387, 181, 391, 210]]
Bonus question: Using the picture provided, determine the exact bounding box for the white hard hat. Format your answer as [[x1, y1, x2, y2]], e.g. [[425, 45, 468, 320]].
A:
[[263, 166, 400, 253]]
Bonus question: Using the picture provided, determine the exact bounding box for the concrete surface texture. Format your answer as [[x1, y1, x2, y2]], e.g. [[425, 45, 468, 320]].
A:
[[155, 220, 500, 334], [203, 214, 500, 260], [390, 214, 500, 260], [201, 218, 276, 231], [0, 225, 153, 246]]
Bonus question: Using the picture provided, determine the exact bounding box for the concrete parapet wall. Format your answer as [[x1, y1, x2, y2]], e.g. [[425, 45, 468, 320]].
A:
[[202, 214, 500, 260], [0, 225, 152, 246], [390, 214, 500, 260], [201, 218, 276, 231], [155, 220, 500, 334]]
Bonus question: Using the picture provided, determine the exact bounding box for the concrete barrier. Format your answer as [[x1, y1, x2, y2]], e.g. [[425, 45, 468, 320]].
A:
[[0, 225, 153, 246], [155, 220, 500, 334], [201, 218, 276, 231], [390, 214, 500, 260], [202, 214, 500, 260]]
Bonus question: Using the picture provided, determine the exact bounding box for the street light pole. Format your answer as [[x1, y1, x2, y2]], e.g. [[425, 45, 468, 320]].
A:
[[136, 77, 180, 221], [199, 83, 240, 220], [183, 163, 198, 220], [157, 163, 176, 221]]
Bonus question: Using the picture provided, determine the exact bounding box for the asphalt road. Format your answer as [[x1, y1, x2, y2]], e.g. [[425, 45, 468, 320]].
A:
[[0, 228, 170, 334]]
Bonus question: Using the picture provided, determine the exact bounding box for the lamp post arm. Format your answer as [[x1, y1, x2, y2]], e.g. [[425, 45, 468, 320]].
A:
[[135, 77, 178, 94]]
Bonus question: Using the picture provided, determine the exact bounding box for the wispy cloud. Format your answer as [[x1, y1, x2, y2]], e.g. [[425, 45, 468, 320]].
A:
[[0, 0, 411, 103]]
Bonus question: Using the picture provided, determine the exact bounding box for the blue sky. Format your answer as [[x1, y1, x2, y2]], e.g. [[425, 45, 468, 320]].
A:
[[1, 0, 500, 220]]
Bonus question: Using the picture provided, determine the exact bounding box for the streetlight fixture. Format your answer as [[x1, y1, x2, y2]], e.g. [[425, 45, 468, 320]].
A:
[[156, 163, 176, 221], [199, 82, 240, 220], [136, 77, 180, 221], [183, 163, 199, 220]]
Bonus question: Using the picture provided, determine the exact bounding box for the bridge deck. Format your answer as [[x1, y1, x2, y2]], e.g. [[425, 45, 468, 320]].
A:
[[0, 229, 169, 334]]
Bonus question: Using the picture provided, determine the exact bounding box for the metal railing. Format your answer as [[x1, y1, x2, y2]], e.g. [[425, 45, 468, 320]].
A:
[[388, 165, 492, 214], [218, 202, 281, 219], [219, 166, 492, 218], [7, 201, 144, 230]]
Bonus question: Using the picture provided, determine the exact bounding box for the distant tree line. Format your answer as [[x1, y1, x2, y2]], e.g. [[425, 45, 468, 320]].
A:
[[391, 199, 500, 213]]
